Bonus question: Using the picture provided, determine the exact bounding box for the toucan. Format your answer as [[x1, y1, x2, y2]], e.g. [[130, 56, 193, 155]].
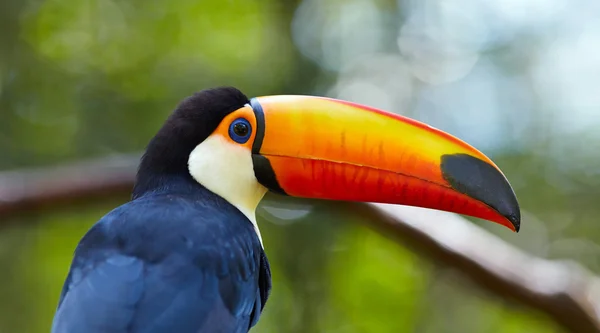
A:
[[51, 87, 520, 333]]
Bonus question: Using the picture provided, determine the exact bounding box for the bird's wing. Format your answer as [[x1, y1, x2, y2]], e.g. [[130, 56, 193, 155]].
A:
[[52, 241, 261, 333]]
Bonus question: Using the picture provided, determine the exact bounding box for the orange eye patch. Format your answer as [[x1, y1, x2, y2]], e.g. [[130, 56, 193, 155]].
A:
[[213, 105, 257, 149]]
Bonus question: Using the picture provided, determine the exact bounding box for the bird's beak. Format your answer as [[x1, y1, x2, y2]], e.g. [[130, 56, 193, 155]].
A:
[[249, 96, 521, 232]]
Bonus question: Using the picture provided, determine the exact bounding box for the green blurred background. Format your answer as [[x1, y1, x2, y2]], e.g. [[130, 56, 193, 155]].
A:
[[1, 0, 598, 332]]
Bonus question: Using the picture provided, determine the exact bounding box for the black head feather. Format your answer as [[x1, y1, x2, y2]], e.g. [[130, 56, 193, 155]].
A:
[[132, 87, 249, 199]]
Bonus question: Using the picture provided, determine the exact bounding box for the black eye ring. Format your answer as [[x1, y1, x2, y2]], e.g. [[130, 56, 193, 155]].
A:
[[228, 118, 252, 144]]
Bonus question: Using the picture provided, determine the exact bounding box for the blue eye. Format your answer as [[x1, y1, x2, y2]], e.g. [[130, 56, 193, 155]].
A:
[[228, 118, 252, 144]]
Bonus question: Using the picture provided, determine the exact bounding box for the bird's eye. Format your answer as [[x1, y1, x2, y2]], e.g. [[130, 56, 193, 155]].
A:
[[228, 118, 252, 144]]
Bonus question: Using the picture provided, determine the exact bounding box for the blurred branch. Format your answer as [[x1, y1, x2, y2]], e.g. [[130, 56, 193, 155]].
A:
[[0, 155, 137, 216], [1, 155, 599, 332], [348, 203, 600, 333]]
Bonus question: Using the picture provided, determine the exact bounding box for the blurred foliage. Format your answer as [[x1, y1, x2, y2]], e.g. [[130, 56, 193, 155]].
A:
[[1, 0, 598, 332]]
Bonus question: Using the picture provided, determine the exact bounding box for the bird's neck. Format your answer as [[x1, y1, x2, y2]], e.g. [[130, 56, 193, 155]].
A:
[[132, 144, 265, 247], [132, 130, 200, 199], [132, 171, 207, 200], [131, 171, 265, 247]]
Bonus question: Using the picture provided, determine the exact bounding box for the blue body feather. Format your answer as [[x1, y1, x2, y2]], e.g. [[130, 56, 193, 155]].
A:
[[52, 182, 270, 333]]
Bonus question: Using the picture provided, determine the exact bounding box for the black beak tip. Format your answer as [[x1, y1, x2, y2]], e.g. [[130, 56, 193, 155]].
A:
[[507, 213, 521, 233], [441, 153, 521, 232]]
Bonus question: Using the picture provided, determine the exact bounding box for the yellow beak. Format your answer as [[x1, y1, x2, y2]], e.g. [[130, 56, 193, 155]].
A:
[[249, 95, 521, 231]]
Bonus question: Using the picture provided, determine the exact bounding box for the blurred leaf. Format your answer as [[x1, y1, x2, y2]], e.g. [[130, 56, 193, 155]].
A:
[[326, 225, 429, 332]]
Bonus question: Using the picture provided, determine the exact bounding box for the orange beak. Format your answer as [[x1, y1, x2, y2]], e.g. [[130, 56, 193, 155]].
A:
[[249, 95, 521, 232]]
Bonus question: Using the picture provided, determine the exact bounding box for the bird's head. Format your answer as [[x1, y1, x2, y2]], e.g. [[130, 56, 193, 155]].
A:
[[135, 87, 520, 236]]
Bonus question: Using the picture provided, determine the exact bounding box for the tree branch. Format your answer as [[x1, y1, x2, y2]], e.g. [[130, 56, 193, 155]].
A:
[[0, 155, 137, 216], [1, 154, 598, 332], [348, 203, 600, 333]]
